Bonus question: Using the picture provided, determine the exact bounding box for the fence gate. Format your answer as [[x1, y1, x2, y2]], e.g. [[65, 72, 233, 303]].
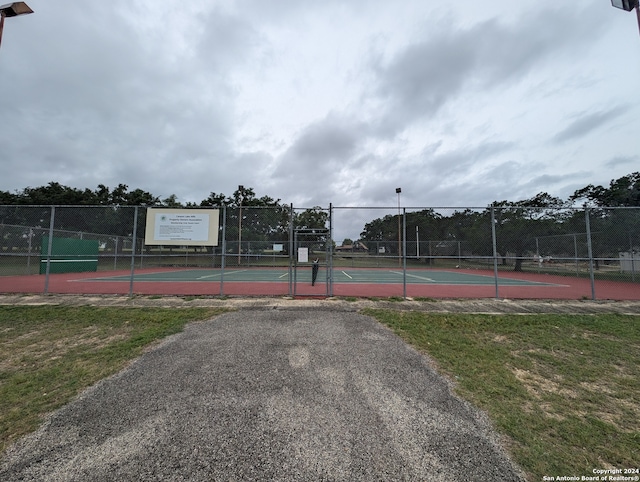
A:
[[292, 228, 331, 296]]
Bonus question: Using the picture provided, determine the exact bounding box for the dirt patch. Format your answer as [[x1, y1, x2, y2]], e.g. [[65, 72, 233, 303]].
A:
[[512, 367, 577, 399]]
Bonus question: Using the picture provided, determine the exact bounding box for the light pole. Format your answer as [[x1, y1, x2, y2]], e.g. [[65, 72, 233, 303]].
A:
[[611, 0, 640, 36], [0, 2, 33, 49], [396, 187, 402, 266], [238, 185, 244, 266]]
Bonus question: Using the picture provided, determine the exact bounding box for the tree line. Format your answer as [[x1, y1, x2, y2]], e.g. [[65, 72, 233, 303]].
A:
[[358, 173, 640, 270], [0, 184, 329, 255], [1, 173, 639, 269]]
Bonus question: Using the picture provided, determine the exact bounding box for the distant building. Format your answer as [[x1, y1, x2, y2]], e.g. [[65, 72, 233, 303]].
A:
[[619, 252, 639, 273]]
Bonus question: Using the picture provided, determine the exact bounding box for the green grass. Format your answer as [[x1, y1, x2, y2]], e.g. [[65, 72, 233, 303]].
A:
[[0, 305, 228, 454], [365, 310, 640, 482]]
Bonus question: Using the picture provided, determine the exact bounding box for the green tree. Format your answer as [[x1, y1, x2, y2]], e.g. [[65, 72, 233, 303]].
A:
[[571, 172, 640, 207], [161, 194, 182, 207], [360, 214, 397, 254], [571, 173, 640, 267], [294, 207, 329, 253], [490, 193, 570, 271], [199, 192, 226, 207]]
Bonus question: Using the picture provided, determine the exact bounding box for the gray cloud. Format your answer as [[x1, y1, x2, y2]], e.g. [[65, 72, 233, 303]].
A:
[[0, 0, 635, 222], [271, 114, 370, 194], [606, 155, 638, 168], [552, 106, 629, 144], [368, 4, 605, 135]]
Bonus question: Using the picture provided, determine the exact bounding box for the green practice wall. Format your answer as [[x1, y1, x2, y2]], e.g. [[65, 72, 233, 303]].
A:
[[40, 236, 99, 274]]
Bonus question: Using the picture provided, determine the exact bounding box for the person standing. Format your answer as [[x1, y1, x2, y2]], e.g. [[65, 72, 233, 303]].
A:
[[311, 258, 319, 286]]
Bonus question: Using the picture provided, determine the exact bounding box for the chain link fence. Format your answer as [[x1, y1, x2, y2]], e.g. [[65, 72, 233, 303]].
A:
[[1, 204, 638, 299]]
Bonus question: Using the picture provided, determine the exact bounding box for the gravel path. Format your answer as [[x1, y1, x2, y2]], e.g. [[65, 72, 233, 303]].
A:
[[0, 308, 525, 481]]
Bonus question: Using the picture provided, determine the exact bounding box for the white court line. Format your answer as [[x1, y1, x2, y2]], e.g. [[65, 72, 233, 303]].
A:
[[197, 270, 247, 280], [279, 272, 289, 279], [341, 271, 353, 279], [389, 271, 434, 282]]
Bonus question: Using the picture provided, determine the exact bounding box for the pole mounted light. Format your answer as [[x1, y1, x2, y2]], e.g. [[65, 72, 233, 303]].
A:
[[0, 2, 34, 49], [396, 188, 402, 264], [611, 0, 640, 36], [238, 185, 244, 265]]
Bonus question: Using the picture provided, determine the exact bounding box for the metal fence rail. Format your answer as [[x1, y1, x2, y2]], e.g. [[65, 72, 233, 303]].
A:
[[0, 204, 638, 299]]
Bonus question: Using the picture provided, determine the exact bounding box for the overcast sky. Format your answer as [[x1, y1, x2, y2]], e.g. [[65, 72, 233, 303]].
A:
[[1, 0, 638, 216]]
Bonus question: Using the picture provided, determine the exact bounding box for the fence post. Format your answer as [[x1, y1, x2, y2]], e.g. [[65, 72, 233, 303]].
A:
[[491, 207, 499, 299], [44, 206, 55, 294], [585, 207, 596, 300], [27, 227, 33, 274], [574, 233, 579, 277], [114, 236, 119, 271], [288, 204, 294, 296], [329, 203, 334, 297], [220, 206, 227, 296], [128, 206, 138, 297], [402, 208, 407, 299], [630, 232, 636, 282]]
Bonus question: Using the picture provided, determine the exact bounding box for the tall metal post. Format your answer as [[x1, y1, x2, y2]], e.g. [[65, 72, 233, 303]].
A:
[[491, 207, 499, 299], [288, 204, 294, 296], [396, 187, 402, 266], [113, 236, 119, 271], [26, 227, 32, 274], [220, 206, 227, 296], [329, 203, 334, 297], [128, 206, 138, 297], [293, 231, 298, 296], [237, 187, 243, 266], [585, 208, 596, 300], [573, 234, 579, 277], [630, 232, 636, 282], [44, 207, 55, 294], [402, 208, 407, 299]]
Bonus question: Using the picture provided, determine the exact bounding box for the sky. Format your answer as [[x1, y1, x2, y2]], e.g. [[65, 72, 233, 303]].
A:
[[1, 0, 639, 231]]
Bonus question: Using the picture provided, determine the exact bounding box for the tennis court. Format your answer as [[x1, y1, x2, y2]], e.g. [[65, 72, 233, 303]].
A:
[[2, 265, 638, 300], [88, 268, 556, 286]]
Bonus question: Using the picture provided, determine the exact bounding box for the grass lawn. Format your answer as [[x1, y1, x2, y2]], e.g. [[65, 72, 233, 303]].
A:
[[365, 309, 640, 482], [0, 305, 227, 454], [1, 305, 638, 482]]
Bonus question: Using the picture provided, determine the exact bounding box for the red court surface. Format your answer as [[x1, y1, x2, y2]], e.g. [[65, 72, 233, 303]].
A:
[[0, 268, 638, 300]]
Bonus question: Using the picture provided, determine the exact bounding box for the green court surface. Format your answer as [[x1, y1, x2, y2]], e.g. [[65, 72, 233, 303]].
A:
[[87, 268, 558, 286]]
